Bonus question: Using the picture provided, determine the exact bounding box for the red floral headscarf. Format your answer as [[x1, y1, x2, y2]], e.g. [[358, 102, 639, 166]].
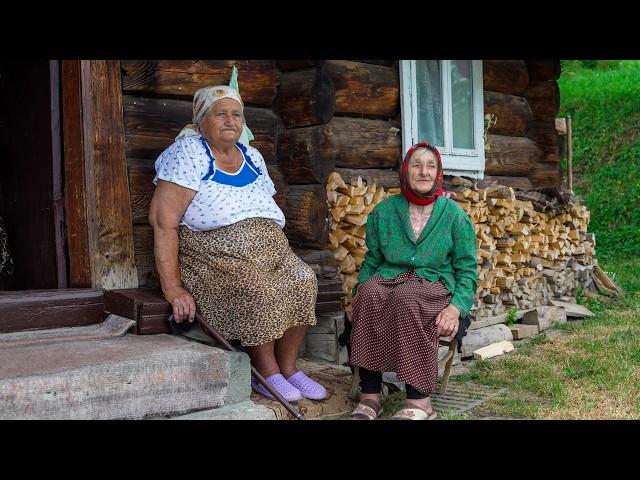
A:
[[399, 142, 447, 206]]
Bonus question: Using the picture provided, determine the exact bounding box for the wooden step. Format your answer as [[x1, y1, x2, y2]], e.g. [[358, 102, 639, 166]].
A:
[[0, 289, 105, 333]]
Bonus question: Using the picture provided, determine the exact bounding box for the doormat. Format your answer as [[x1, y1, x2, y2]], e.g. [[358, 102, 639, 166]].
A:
[[430, 381, 507, 416]]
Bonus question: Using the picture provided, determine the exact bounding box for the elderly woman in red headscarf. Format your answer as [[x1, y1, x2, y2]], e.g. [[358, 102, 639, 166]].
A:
[[349, 142, 477, 420]]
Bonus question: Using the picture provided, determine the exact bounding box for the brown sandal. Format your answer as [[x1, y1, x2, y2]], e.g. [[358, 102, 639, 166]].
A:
[[391, 406, 437, 420], [351, 398, 383, 420]]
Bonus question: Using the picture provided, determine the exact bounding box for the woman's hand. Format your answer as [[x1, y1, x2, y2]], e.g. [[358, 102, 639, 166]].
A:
[[434, 304, 460, 338], [164, 286, 196, 323]]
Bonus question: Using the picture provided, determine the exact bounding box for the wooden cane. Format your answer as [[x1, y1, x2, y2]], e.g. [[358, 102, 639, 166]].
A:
[[169, 313, 305, 420]]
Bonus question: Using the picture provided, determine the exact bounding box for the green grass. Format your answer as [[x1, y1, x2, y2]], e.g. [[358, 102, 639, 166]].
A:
[[451, 258, 640, 419], [558, 60, 640, 261]]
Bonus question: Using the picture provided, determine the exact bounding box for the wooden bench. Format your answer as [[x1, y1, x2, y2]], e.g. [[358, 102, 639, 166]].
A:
[[104, 281, 346, 335]]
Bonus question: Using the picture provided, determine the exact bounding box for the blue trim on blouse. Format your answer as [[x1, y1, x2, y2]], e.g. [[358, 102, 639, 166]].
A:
[[199, 137, 262, 187]]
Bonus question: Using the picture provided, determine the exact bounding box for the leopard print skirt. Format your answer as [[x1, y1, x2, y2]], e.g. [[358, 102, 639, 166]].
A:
[[178, 218, 317, 346]]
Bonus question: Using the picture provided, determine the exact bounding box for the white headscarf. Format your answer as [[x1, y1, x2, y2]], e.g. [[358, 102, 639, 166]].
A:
[[175, 85, 246, 141]]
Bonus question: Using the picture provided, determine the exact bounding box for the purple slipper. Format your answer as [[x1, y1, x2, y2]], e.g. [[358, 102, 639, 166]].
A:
[[285, 371, 327, 400], [251, 373, 303, 402]]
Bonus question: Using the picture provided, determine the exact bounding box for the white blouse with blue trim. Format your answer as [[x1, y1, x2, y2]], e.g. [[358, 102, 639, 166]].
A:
[[153, 135, 286, 231]]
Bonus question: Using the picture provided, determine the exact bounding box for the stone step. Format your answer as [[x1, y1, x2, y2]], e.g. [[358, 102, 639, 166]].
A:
[[164, 400, 277, 420], [0, 334, 251, 419]]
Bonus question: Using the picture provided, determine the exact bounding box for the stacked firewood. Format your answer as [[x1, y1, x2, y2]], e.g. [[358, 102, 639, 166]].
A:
[[327, 172, 599, 317], [326, 172, 399, 305], [453, 184, 596, 317]]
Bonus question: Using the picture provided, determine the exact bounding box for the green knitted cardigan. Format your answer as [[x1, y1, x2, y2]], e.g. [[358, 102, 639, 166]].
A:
[[355, 194, 478, 317]]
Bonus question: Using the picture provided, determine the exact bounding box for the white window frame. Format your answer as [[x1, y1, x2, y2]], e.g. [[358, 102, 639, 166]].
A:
[[400, 60, 485, 179]]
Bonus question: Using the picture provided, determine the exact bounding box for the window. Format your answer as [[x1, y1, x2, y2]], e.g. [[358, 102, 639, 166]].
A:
[[400, 60, 485, 178]]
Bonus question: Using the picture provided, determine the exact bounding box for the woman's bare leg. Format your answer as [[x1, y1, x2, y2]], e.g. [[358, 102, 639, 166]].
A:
[[244, 341, 280, 377], [274, 325, 309, 378]]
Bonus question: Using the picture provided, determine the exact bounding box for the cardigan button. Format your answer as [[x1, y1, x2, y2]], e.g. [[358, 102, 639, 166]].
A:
[[411, 256, 415, 261]]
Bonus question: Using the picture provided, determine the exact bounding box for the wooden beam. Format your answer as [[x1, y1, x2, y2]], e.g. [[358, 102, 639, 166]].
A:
[[63, 60, 138, 289], [62, 60, 93, 287], [0, 289, 104, 333]]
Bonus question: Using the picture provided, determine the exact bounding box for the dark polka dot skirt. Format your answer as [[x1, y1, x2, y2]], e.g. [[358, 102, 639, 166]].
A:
[[350, 271, 451, 395]]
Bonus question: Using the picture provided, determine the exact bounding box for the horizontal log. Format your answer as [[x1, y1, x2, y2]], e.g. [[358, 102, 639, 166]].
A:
[[273, 66, 335, 128], [292, 247, 339, 276], [526, 60, 561, 81], [135, 266, 158, 288], [127, 157, 156, 195], [482, 60, 529, 96], [131, 195, 152, 224], [265, 164, 287, 211], [127, 158, 155, 225], [276, 60, 320, 71], [476, 176, 533, 190], [527, 120, 562, 162], [121, 60, 279, 106], [277, 124, 336, 183], [0, 289, 105, 333], [351, 60, 396, 67], [325, 60, 399, 117], [524, 81, 560, 120], [283, 184, 329, 248], [483, 91, 532, 137], [485, 134, 541, 176], [133, 224, 154, 256], [125, 134, 173, 160], [334, 167, 400, 190], [528, 163, 562, 188], [123, 95, 280, 163], [331, 116, 402, 168]]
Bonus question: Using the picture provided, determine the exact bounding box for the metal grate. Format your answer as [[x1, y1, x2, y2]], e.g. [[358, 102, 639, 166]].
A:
[[431, 382, 507, 416]]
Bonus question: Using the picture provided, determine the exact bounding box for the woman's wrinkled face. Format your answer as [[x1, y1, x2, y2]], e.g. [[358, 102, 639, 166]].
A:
[[199, 98, 244, 144], [408, 150, 439, 194]]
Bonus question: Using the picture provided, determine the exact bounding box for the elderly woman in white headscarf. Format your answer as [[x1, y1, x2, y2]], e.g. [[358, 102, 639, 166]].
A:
[[148, 85, 327, 402]]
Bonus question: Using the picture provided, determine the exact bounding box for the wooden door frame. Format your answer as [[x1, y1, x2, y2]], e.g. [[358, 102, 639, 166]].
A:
[[61, 60, 138, 289]]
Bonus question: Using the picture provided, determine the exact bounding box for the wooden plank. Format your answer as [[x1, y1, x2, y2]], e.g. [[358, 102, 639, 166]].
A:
[[121, 60, 279, 106], [473, 340, 514, 360], [0, 289, 105, 333], [549, 300, 595, 318], [85, 61, 138, 289], [62, 60, 92, 287]]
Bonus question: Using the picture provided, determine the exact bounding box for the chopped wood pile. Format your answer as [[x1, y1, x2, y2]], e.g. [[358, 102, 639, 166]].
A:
[[326, 172, 399, 305], [326, 172, 607, 319], [453, 183, 596, 317]]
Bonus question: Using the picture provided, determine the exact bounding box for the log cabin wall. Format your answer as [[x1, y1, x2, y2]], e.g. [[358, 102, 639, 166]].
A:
[[482, 60, 562, 189]]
